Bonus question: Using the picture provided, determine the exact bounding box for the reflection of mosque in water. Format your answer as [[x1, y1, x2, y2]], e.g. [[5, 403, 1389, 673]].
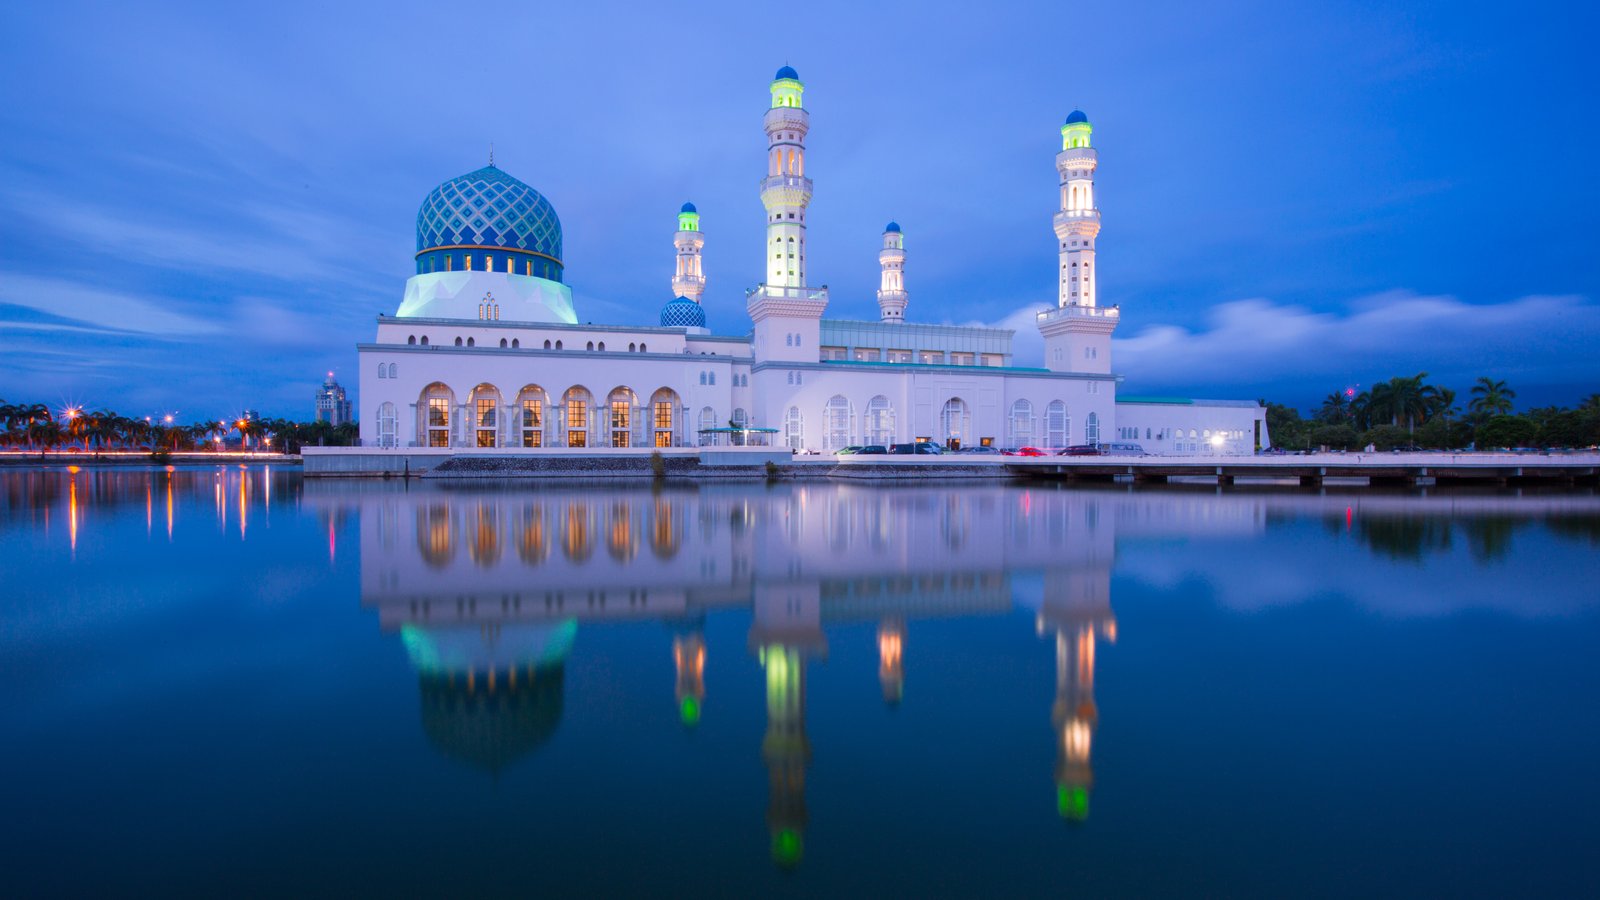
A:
[[333, 482, 1123, 864]]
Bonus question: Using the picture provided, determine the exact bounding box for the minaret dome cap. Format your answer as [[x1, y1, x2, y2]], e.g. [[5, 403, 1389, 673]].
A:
[[774, 65, 800, 81], [884, 221, 902, 234], [680, 201, 697, 213], [1065, 110, 1089, 125]]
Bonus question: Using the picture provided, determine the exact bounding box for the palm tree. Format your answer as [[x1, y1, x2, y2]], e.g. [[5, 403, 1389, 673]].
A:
[[1317, 391, 1352, 425], [1470, 377, 1515, 416], [1384, 372, 1433, 433]]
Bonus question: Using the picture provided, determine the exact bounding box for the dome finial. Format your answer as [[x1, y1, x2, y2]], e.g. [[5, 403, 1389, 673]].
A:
[[488, 141, 495, 167]]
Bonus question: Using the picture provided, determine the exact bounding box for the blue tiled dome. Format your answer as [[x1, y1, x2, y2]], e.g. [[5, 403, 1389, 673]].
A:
[[1065, 110, 1089, 125], [884, 221, 901, 233], [660, 296, 706, 328], [417, 165, 562, 266], [775, 65, 799, 81], [680, 201, 697, 213]]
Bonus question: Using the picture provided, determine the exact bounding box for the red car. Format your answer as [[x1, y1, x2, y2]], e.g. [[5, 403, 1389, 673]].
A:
[[1003, 446, 1048, 457]]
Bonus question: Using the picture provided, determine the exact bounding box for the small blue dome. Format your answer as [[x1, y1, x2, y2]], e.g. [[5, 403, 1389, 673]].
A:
[[660, 296, 706, 329], [680, 201, 697, 213], [775, 65, 799, 81], [1065, 110, 1089, 125], [884, 221, 901, 234]]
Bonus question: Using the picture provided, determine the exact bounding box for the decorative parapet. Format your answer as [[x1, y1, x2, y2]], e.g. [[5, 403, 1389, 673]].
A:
[[746, 284, 830, 321]]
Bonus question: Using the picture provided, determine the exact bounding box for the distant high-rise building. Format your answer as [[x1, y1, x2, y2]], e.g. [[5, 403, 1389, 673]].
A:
[[316, 372, 352, 425]]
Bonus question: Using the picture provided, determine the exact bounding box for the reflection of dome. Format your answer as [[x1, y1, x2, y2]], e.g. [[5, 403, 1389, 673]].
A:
[[419, 667, 565, 774], [416, 165, 563, 278], [660, 296, 706, 329], [1065, 109, 1089, 125], [402, 620, 577, 774]]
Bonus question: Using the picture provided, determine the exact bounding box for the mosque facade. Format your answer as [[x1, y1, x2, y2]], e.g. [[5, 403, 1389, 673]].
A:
[[356, 68, 1267, 454]]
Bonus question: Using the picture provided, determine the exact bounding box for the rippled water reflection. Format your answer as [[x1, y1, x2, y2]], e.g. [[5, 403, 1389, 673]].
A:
[[3, 466, 1598, 896]]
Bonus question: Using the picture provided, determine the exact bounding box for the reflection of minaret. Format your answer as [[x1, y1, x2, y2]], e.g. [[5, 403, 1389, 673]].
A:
[[750, 581, 825, 868], [878, 618, 904, 704], [673, 624, 706, 727], [1039, 566, 1116, 822]]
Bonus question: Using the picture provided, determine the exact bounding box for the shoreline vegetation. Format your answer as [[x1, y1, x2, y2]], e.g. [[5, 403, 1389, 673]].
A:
[[1262, 376, 1599, 452], [0, 401, 355, 456]]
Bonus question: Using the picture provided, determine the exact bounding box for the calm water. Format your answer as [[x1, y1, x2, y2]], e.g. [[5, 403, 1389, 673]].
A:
[[3, 466, 1599, 897]]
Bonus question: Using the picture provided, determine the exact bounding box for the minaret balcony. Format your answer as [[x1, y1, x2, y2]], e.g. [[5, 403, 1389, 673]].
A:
[[1038, 304, 1119, 323]]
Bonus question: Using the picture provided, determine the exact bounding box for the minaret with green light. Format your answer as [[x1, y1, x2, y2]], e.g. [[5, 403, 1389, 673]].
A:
[[747, 65, 829, 364], [672, 202, 706, 304], [762, 66, 811, 289], [1038, 110, 1118, 375]]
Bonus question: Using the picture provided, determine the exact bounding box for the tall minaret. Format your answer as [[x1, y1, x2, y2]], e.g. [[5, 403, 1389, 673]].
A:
[[876, 222, 907, 323], [672, 202, 706, 304], [1055, 110, 1099, 308], [748, 66, 828, 366], [762, 66, 811, 289], [1039, 110, 1117, 375]]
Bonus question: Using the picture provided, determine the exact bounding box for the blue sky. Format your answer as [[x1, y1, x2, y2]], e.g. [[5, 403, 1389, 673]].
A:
[[1, 0, 1596, 420]]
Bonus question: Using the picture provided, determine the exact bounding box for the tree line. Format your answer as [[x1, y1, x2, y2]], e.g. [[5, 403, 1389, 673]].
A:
[[0, 401, 358, 454], [1263, 376, 1600, 451]]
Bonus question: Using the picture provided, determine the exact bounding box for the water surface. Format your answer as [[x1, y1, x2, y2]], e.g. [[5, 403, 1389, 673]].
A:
[[3, 467, 1598, 896]]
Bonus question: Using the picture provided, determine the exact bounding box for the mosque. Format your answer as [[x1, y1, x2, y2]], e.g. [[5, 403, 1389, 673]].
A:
[[356, 67, 1267, 454]]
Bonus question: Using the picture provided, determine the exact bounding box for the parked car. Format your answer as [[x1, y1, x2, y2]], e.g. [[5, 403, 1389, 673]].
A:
[[1006, 446, 1048, 457], [890, 442, 943, 455], [958, 446, 1002, 455], [1058, 445, 1105, 456], [836, 446, 865, 455], [1102, 442, 1145, 456], [854, 444, 888, 455]]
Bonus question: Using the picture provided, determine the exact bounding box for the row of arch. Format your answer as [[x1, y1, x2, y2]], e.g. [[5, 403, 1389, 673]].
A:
[[785, 396, 1099, 451], [415, 500, 683, 568], [375, 383, 688, 449]]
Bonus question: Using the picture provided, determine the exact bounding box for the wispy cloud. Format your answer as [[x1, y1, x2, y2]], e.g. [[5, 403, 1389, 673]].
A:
[[1112, 292, 1600, 395], [0, 273, 221, 336]]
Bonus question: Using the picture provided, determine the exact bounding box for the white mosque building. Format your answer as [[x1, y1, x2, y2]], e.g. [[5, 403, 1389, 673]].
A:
[[355, 67, 1267, 455]]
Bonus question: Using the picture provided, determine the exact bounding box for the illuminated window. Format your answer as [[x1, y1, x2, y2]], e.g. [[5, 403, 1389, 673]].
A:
[[465, 255, 472, 271]]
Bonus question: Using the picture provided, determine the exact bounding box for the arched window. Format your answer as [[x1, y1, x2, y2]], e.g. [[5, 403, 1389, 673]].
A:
[[865, 395, 894, 446], [499, 338, 508, 348], [823, 395, 853, 451], [407, 335, 416, 345], [598, 341, 606, 351], [421, 383, 453, 447], [388, 363, 397, 378], [470, 383, 500, 448], [378, 363, 387, 379], [650, 388, 679, 447], [629, 343, 636, 352], [699, 372, 707, 386], [607, 387, 636, 448], [698, 406, 717, 446], [563, 386, 592, 447], [377, 402, 397, 448], [708, 372, 715, 386], [517, 385, 546, 447], [454, 337, 463, 347], [544, 339, 552, 350], [1086, 413, 1101, 447], [586, 341, 595, 351], [1009, 399, 1034, 447], [511, 339, 519, 349], [786, 372, 794, 385], [940, 397, 969, 449], [785, 406, 804, 450], [639, 342, 647, 353], [785, 334, 793, 347], [555, 340, 563, 350], [732, 407, 748, 427], [420, 336, 429, 346], [466, 337, 475, 347], [1046, 400, 1068, 448]]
